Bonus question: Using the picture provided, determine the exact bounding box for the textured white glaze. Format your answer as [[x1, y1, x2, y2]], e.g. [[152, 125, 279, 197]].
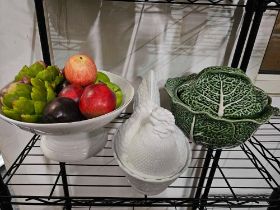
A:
[[113, 70, 192, 195], [125, 107, 181, 177]]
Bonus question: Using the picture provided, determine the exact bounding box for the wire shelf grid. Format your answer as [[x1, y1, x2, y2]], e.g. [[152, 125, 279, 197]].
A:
[[1, 114, 280, 209]]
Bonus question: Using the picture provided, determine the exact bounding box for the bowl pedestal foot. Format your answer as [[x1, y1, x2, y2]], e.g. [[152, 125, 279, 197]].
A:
[[40, 128, 108, 162]]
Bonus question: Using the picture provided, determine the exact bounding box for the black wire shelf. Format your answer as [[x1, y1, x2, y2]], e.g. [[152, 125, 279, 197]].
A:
[[108, 0, 280, 9], [1, 114, 280, 209]]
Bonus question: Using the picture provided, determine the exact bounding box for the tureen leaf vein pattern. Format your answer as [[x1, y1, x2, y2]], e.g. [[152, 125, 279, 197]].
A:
[[218, 76, 224, 117], [178, 69, 268, 119]]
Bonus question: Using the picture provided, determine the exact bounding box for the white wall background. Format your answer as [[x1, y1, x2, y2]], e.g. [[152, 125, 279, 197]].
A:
[[0, 0, 279, 210]]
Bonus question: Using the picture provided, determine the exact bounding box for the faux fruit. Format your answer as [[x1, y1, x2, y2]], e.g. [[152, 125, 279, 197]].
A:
[[95, 72, 123, 108], [42, 97, 85, 123], [0, 62, 63, 122], [1, 56, 125, 123], [55, 80, 69, 94], [15, 61, 45, 82], [95, 72, 110, 84], [79, 83, 116, 118], [106, 82, 123, 108], [64, 54, 97, 86], [58, 84, 83, 103]]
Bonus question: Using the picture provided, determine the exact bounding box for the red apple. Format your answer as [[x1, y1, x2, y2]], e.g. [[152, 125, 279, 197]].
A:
[[79, 84, 116, 118], [64, 54, 97, 86], [58, 84, 84, 103]]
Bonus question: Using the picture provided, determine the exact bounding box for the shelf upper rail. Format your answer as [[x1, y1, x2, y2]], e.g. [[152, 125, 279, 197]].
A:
[[107, 0, 280, 10]]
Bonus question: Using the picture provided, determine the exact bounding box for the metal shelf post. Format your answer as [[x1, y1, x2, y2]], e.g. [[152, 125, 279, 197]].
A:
[[231, 0, 256, 68], [0, 174, 12, 210], [60, 162, 72, 210], [240, 0, 267, 70], [199, 149, 222, 210], [34, 0, 51, 66]]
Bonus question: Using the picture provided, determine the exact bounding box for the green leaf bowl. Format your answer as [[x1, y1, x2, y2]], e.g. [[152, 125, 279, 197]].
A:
[[165, 66, 279, 149]]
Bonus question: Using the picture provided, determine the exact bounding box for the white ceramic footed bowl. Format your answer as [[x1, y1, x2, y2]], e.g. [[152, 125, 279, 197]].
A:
[[0, 71, 134, 162], [0, 71, 134, 135], [113, 126, 192, 195]]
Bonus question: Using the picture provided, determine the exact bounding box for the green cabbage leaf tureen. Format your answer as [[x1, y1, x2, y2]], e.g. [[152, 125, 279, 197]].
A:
[[165, 66, 279, 148]]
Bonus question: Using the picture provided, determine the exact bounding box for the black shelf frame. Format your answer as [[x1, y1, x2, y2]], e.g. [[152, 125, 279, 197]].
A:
[[1, 0, 280, 209]]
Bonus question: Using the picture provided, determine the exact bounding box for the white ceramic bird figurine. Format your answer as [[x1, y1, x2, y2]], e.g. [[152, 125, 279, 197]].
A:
[[116, 70, 188, 178]]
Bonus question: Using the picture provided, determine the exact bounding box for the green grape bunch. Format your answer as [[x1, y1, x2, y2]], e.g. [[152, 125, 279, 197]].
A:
[[0, 62, 64, 123]]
